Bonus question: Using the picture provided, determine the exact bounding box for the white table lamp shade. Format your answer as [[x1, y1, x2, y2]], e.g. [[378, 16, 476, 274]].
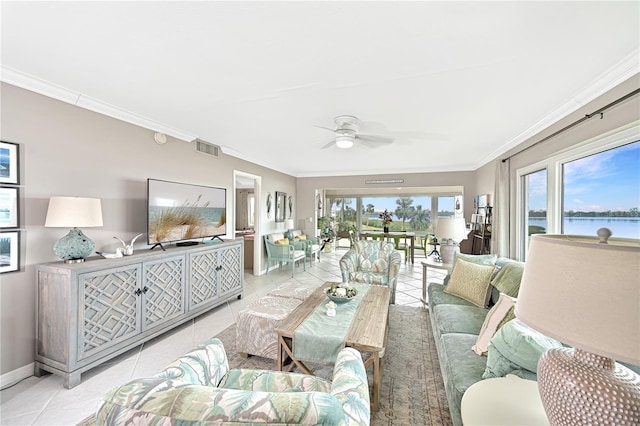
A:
[[516, 234, 640, 364], [516, 233, 640, 426], [435, 218, 466, 242], [285, 219, 294, 230], [45, 197, 103, 263], [45, 197, 103, 228]]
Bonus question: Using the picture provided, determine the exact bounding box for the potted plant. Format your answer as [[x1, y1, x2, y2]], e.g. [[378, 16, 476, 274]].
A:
[[318, 217, 336, 252], [379, 209, 393, 233]]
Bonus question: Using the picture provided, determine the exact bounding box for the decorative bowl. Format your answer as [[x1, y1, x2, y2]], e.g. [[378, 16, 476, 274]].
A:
[[324, 284, 358, 304]]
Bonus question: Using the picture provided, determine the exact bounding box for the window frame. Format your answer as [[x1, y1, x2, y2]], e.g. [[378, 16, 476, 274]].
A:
[[516, 122, 639, 259]]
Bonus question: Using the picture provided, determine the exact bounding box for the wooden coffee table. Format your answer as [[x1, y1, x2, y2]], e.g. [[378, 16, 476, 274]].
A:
[[276, 283, 391, 411]]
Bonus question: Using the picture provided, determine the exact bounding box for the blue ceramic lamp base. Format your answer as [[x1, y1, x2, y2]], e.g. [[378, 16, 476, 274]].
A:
[[53, 228, 95, 263]]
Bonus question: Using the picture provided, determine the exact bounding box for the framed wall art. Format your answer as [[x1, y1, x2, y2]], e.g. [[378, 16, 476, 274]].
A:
[[0, 231, 20, 273], [0, 187, 19, 229], [275, 191, 286, 223], [266, 192, 272, 218], [0, 141, 19, 185]]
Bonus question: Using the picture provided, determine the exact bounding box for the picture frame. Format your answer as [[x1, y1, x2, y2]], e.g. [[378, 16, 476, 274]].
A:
[[266, 193, 272, 218], [275, 191, 287, 223], [0, 187, 19, 229], [0, 231, 20, 273], [0, 141, 19, 185]]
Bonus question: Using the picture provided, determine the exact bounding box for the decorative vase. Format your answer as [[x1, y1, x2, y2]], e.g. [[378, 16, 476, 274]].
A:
[[383, 226, 389, 233]]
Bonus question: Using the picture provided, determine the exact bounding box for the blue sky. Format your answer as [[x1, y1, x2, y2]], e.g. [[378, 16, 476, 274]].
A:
[[528, 141, 639, 212]]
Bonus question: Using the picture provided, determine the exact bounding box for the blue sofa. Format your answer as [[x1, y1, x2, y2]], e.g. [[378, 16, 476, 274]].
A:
[[427, 256, 529, 426], [428, 254, 640, 426]]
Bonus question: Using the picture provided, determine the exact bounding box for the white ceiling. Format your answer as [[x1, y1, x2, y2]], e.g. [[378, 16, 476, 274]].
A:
[[2, 1, 638, 177]]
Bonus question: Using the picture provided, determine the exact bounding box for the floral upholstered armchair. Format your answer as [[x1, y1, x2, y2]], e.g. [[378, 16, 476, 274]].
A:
[[97, 338, 370, 426], [339, 239, 401, 304]]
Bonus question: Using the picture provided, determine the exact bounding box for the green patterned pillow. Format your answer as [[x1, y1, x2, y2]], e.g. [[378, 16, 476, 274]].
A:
[[444, 257, 496, 307], [491, 262, 525, 297]]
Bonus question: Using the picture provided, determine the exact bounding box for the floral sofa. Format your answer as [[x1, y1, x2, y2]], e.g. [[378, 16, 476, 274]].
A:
[[97, 338, 370, 425], [339, 240, 401, 304]]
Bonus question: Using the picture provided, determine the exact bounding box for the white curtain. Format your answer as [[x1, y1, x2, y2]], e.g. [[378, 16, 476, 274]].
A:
[[493, 159, 510, 256]]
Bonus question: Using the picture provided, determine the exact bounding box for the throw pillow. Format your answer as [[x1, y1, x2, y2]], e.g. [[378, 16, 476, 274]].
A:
[[491, 262, 525, 297], [454, 252, 498, 266], [297, 234, 307, 240], [444, 257, 496, 307], [275, 238, 289, 245], [482, 318, 563, 379], [443, 254, 498, 287], [472, 293, 516, 355]]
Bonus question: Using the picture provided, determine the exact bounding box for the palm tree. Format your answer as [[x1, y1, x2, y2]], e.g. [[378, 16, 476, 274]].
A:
[[410, 205, 431, 231], [394, 197, 414, 231]]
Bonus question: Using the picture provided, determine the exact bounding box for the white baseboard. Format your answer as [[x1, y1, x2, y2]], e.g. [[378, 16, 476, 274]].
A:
[[0, 363, 34, 390]]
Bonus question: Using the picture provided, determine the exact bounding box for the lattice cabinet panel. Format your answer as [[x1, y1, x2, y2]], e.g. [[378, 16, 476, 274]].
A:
[[79, 265, 141, 360], [143, 256, 186, 331], [219, 244, 242, 296], [189, 250, 219, 309], [36, 239, 243, 389]]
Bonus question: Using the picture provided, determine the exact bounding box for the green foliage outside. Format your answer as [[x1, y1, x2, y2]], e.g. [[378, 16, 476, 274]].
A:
[[328, 196, 455, 234]]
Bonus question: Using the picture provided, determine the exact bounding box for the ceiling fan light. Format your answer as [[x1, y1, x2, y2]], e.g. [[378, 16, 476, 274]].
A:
[[335, 135, 354, 149]]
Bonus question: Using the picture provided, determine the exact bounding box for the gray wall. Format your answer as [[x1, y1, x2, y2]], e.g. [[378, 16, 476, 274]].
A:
[[0, 83, 296, 376]]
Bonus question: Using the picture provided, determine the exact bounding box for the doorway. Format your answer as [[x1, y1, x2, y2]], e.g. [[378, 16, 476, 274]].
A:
[[234, 170, 262, 275]]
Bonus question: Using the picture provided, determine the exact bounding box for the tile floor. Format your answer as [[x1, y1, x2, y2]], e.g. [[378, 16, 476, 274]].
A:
[[0, 246, 447, 425]]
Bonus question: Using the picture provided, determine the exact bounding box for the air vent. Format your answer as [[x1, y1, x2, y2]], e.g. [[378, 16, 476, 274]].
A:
[[193, 139, 221, 158]]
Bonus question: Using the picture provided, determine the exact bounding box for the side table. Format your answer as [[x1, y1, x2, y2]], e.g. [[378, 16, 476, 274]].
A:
[[461, 374, 549, 425], [421, 257, 453, 308]]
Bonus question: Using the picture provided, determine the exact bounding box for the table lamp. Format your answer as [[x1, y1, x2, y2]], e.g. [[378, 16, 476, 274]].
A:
[[516, 231, 640, 425], [435, 217, 467, 264], [284, 218, 295, 240], [45, 196, 103, 263]]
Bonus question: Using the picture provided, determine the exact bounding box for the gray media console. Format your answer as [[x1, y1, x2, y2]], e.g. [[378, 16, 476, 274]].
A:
[[35, 239, 244, 388]]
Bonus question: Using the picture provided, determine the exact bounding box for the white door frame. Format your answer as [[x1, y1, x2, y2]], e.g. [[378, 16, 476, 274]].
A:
[[233, 170, 262, 275]]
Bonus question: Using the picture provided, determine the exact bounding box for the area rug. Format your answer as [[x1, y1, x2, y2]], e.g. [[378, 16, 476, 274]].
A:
[[77, 305, 451, 426]]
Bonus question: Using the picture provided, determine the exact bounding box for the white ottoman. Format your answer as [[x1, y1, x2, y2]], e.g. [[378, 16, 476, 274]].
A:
[[236, 295, 302, 360]]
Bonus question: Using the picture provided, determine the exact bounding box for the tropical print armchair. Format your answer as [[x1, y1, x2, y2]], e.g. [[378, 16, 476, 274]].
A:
[[339, 240, 401, 304], [97, 338, 370, 425]]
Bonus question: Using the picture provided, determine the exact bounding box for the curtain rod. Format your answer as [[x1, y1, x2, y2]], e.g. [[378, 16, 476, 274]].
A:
[[501, 88, 640, 163]]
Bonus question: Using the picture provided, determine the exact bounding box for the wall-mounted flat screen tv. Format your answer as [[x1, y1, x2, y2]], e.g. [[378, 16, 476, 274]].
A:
[[147, 178, 227, 248]]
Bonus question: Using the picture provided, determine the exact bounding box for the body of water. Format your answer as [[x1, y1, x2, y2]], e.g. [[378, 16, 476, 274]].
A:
[[528, 217, 640, 239]]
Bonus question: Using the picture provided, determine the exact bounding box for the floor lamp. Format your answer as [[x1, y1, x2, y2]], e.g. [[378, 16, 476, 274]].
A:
[[516, 231, 640, 425]]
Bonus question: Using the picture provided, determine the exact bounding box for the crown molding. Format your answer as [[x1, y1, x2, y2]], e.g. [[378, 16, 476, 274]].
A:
[[476, 48, 640, 170], [0, 65, 196, 142]]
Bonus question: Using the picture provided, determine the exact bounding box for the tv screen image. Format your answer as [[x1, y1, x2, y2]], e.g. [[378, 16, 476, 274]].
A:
[[147, 179, 227, 246]]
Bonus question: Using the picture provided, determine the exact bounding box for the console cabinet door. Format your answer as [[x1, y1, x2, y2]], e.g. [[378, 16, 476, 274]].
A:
[[142, 255, 186, 331], [219, 244, 242, 297], [78, 265, 142, 361], [188, 249, 219, 310]]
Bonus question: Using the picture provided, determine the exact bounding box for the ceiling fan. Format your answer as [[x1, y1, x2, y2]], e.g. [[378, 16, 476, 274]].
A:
[[316, 115, 395, 149]]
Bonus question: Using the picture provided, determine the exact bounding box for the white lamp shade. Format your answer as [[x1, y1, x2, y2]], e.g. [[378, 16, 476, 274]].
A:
[[45, 197, 103, 228], [516, 234, 640, 365], [285, 219, 294, 229], [435, 218, 467, 242]]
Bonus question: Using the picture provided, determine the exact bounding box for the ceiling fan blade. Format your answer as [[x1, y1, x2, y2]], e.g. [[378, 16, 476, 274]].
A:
[[314, 125, 337, 133], [355, 133, 394, 144], [321, 140, 336, 149]]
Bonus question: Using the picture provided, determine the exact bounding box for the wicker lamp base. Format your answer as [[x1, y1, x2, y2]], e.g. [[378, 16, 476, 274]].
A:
[[537, 347, 640, 425]]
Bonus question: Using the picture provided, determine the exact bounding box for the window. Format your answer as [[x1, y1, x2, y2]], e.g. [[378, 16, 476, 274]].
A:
[[517, 124, 639, 259], [562, 141, 639, 237], [521, 169, 547, 258]]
